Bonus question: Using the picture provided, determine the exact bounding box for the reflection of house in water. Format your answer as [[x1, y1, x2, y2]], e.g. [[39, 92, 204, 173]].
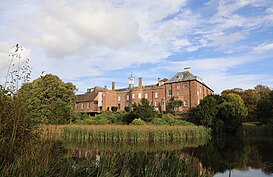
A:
[[75, 68, 214, 114]]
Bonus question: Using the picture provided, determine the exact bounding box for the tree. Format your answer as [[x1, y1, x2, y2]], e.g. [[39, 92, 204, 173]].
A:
[[166, 98, 183, 115], [255, 91, 273, 124], [217, 93, 248, 133], [189, 94, 247, 135], [189, 95, 219, 127], [254, 85, 271, 98], [132, 98, 158, 122], [19, 74, 76, 124], [241, 89, 260, 120], [221, 88, 244, 97]]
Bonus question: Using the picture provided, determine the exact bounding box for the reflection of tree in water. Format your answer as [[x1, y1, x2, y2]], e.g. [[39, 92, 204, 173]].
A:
[[190, 136, 273, 175]]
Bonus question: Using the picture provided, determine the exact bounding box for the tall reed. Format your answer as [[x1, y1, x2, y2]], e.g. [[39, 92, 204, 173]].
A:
[[43, 125, 211, 143]]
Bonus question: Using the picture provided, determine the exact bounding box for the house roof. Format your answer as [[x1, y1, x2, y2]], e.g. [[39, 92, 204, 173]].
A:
[[76, 92, 98, 102], [166, 71, 204, 83]]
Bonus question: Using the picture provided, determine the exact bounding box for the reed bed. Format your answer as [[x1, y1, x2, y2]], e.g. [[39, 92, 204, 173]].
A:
[[42, 125, 211, 143]]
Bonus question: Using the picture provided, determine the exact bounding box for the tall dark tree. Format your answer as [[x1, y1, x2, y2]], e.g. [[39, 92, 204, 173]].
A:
[[132, 98, 158, 122], [256, 91, 273, 124]]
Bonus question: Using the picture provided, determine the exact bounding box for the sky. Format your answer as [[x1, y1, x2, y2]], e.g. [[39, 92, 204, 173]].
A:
[[0, 0, 273, 94]]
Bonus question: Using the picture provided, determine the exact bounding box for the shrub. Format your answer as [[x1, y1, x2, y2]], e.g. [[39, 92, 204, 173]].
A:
[[130, 118, 146, 125], [152, 118, 168, 125]]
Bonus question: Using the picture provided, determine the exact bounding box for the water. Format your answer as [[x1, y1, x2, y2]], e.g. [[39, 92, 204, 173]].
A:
[[66, 136, 273, 176]]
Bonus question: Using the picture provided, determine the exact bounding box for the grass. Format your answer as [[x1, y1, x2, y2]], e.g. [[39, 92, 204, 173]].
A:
[[42, 124, 211, 143]]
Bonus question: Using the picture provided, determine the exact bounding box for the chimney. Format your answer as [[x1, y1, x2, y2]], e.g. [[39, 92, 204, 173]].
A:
[[138, 77, 142, 88], [184, 67, 191, 72], [158, 78, 160, 83], [104, 85, 107, 89], [112, 82, 115, 91]]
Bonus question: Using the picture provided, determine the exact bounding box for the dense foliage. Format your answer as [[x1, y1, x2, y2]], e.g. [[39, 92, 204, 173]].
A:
[[256, 91, 273, 125], [166, 98, 183, 115], [19, 74, 76, 124], [221, 85, 272, 122], [189, 94, 248, 134], [131, 98, 159, 122]]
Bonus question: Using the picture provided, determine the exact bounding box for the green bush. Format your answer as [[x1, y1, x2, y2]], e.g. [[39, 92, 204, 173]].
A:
[[152, 118, 168, 125], [130, 118, 146, 125]]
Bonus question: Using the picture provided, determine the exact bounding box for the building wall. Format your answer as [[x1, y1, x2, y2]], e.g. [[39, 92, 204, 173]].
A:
[[75, 79, 213, 113]]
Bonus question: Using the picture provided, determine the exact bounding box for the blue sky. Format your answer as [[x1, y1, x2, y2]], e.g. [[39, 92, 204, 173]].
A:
[[0, 0, 273, 94]]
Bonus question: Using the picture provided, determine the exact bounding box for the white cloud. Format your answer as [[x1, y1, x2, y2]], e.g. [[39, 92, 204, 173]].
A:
[[254, 42, 273, 53]]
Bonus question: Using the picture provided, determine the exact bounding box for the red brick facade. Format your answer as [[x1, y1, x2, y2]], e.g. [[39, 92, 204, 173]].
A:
[[75, 68, 214, 113]]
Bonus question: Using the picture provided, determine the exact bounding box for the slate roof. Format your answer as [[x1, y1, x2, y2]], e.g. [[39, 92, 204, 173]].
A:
[[76, 92, 98, 102], [166, 71, 204, 83]]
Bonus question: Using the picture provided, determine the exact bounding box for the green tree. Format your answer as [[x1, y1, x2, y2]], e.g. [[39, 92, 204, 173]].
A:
[[189, 95, 219, 127], [221, 88, 244, 97], [166, 98, 183, 115], [19, 74, 76, 124], [132, 98, 158, 122], [217, 93, 248, 133], [241, 89, 260, 120], [255, 91, 273, 125]]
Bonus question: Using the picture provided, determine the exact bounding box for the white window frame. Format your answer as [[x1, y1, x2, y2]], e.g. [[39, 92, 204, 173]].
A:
[[183, 83, 188, 89], [145, 93, 148, 99], [177, 85, 180, 89], [81, 103, 84, 109], [155, 92, 158, 98], [126, 95, 129, 100], [184, 100, 188, 107], [132, 93, 135, 99], [155, 101, 158, 106], [168, 90, 172, 96], [138, 93, 142, 99], [87, 102, 90, 109], [118, 96, 121, 101], [177, 92, 180, 96]]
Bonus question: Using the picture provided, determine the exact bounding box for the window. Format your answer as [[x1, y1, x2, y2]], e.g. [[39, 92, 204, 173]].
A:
[[132, 93, 135, 99], [184, 100, 188, 107], [177, 92, 180, 96], [168, 90, 172, 96], [183, 83, 188, 88], [155, 101, 158, 106], [118, 104, 120, 109], [126, 95, 129, 100], [81, 103, 84, 109], [177, 85, 180, 89], [198, 100, 200, 105], [197, 91, 199, 96], [138, 93, 142, 99], [118, 96, 121, 101], [87, 102, 90, 109], [155, 92, 158, 98], [145, 93, 148, 99]]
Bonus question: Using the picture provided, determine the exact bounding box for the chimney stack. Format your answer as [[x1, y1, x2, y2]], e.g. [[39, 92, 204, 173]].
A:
[[184, 67, 191, 72], [138, 77, 142, 88], [112, 82, 115, 91], [158, 78, 160, 83]]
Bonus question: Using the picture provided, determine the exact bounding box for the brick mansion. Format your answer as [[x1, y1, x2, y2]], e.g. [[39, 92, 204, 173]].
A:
[[75, 67, 214, 113]]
